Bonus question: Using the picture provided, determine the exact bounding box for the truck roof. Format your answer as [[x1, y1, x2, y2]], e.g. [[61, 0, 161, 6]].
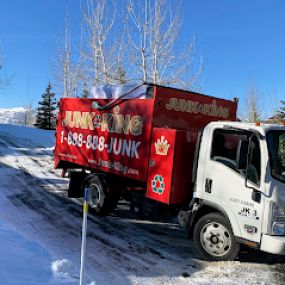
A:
[[207, 121, 285, 136]]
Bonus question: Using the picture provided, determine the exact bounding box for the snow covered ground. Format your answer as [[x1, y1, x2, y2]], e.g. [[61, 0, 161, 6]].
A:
[[0, 219, 79, 285], [0, 123, 284, 285]]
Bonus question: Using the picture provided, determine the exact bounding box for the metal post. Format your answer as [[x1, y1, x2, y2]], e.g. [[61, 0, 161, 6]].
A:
[[80, 189, 89, 285]]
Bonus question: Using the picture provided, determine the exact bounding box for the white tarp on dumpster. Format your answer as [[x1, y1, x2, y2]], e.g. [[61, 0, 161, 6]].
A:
[[91, 84, 149, 99]]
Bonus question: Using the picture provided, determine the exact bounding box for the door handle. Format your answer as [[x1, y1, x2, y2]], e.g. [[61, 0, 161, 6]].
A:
[[205, 178, 212, 193]]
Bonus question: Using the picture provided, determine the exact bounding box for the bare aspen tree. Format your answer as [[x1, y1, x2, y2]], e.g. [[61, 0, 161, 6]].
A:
[[126, 0, 202, 88], [244, 83, 261, 123], [23, 104, 35, 127], [112, 22, 128, 84], [52, 13, 72, 97], [0, 45, 10, 92], [126, 0, 149, 82], [55, 0, 202, 91], [23, 81, 35, 127], [83, 0, 117, 85], [52, 12, 85, 97], [63, 12, 71, 97]]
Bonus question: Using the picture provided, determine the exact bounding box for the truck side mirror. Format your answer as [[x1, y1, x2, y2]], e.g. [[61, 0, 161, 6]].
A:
[[236, 139, 249, 170]]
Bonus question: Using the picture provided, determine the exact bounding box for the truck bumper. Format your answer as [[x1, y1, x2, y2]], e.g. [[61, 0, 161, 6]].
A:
[[260, 234, 285, 255]]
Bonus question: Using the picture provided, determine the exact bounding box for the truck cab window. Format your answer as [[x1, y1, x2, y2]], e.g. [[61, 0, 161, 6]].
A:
[[211, 130, 246, 170], [247, 136, 261, 185], [267, 131, 285, 182], [211, 129, 261, 185]]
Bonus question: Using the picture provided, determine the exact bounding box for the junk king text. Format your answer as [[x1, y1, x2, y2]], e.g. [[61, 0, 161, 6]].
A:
[[62, 110, 144, 136], [60, 108, 144, 159], [165, 98, 230, 119]]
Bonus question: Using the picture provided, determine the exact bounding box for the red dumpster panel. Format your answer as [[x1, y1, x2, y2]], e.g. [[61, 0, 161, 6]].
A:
[[55, 98, 155, 181], [152, 85, 237, 133], [146, 128, 176, 204], [146, 128, 193, 205]]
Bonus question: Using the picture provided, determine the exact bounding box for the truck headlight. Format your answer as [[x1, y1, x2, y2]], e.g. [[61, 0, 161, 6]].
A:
[[270, 203, 285, 235], [272, 222, 285, 235], [272, 203, 285, 219]]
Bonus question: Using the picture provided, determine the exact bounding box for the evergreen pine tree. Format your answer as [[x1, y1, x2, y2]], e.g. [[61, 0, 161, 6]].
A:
[[277, 100, 285, 121], [270, 100, 285, 123], [35, 83, 57, 130]]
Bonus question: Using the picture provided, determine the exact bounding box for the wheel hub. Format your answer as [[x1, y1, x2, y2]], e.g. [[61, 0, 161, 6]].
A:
[[87, 184, 101, 208], [210, 235, 219, 244], [200, 222, 232, 257]]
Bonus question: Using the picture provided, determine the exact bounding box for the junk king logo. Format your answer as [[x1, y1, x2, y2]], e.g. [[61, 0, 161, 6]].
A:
[[155, 136, 170, 156], [62, 105, 144, 136], [151, 175, 165, 195], [165, 97, 230, 119], [60, 105, 144, 159]]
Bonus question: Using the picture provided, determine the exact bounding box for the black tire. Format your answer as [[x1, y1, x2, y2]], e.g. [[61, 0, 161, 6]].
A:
[[82, 174, 118, 216], [193, 212, 240, 261]]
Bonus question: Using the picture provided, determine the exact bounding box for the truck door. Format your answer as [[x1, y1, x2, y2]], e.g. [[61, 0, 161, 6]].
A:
[[202, 128, 264, 242]]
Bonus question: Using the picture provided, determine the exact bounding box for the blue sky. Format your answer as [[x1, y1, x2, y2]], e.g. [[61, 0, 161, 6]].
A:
[[0, 0, 284, 118]]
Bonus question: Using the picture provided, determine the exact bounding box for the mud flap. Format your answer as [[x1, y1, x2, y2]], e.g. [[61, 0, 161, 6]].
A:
[[68, 172, 88, 198]]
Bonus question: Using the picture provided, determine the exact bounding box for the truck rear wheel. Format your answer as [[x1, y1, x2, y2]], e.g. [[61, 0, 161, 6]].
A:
[[193, 213, 240, 261], [82, 175, 118, 216]]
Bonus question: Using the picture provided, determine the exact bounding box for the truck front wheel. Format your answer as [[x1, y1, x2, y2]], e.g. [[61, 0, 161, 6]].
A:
[[82, 175, 117, 216], [193, 213, 240, 261]]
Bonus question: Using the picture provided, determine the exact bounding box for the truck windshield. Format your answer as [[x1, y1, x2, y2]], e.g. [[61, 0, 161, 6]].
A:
[[267, 130, 285, 183]]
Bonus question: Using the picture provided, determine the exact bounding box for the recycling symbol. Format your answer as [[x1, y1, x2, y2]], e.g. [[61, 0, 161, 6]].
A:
[[151, 175, 165, 195]]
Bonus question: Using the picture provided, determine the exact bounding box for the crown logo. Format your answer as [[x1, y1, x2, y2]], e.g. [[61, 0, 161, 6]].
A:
[[155, 136, 170, 156]]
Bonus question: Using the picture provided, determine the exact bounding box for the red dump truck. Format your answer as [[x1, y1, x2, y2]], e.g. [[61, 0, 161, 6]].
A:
[[54, 84, 285, 260]]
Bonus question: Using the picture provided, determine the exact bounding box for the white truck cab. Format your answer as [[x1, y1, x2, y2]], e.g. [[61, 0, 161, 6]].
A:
[[190, 121, 285, 260]]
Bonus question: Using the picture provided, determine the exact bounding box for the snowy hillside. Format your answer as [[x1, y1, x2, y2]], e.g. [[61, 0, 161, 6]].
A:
[[0, 124, 284, 285], [0, 107, 36, 126]]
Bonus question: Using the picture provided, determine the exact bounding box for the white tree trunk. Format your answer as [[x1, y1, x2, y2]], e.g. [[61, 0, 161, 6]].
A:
[[0, 46, 9, 92], [126, 0, 202, 88]]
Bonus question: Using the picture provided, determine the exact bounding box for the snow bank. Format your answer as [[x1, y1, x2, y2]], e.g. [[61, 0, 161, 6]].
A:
[[51, 259, 96, 285], [0, 124, 55, 148], [51, 259, 79, 282], [0, 218, 53, 285]]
